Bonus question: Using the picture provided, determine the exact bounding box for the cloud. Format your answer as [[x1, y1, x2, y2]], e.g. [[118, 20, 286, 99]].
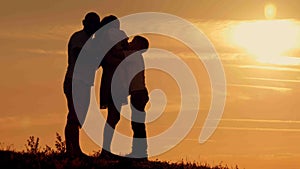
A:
[[192, 118, 300, 132], [0, 23, 78, 41], [218, 127, 300, 132], [18, 48, 66, 56], [222, 118, 300, 124], [243, 77, 300, 83], [0, 114, 62, 131], [227, 83, 292, 92], [233, 64, 300, 72]]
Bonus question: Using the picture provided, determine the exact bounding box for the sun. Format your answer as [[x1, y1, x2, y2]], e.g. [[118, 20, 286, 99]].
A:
[[229, 3, 300, 65], [265, 3, 277, 19], [231, 20, 299, 64]]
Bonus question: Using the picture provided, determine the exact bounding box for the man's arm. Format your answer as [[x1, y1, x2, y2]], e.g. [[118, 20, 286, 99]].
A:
[[67, 33, 83, 65]]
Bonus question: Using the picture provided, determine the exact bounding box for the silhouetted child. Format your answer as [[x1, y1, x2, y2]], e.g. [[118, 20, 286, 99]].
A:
[[125, 35, 149, 159]]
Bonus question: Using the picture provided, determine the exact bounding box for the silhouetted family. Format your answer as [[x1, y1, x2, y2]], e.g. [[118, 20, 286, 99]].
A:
[[63, 12, 149, 160]]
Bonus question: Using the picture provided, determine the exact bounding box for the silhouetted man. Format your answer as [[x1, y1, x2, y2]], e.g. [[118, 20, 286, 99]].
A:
[[63, 12, 100, 157]]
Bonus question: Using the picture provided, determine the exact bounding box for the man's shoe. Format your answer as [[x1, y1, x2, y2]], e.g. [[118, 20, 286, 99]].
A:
[[66, 151, 89, 158]]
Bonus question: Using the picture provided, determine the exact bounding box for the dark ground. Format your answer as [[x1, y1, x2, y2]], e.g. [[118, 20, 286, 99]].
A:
[[0, 150, 237, 169]]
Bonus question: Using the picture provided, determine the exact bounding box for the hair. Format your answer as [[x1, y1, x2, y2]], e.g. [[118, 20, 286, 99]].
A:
[[100, 15, 120, 28], [82, 12, 101, 35], [133, 35, 149, 51], [84, 12, 100, 20]]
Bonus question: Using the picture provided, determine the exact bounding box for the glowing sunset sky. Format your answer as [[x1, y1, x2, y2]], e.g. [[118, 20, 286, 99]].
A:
[[1, 1, 300, 169]]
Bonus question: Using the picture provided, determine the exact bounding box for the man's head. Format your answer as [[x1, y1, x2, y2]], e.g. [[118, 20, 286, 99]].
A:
[[82, 12, 101, 35], [131, 35, 149, 52]]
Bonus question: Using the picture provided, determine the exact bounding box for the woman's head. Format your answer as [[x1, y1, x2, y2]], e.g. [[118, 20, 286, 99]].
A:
[[100, 15, 120, 29]]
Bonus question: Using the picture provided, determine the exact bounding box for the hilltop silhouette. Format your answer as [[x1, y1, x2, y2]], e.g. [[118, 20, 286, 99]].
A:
[[0, 134, 238, 169]]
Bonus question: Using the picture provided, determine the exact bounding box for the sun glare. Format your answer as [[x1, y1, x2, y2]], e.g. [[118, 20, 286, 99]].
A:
[[232, 20, 299, 64], [265, 3, 277, 19]]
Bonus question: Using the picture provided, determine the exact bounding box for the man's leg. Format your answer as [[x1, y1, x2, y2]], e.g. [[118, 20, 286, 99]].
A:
[[65, 113, 81, 155], [64, 79, 90, 156], [64, 90, 82, 155]]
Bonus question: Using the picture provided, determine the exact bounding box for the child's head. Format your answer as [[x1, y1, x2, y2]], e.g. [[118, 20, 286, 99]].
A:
[[131, 35, 149, 52]]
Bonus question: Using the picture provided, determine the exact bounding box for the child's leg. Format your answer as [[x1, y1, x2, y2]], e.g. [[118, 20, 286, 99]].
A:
[[130, 90, 149, 157]]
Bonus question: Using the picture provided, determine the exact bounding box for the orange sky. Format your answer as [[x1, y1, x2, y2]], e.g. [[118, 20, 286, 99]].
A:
[[1, 1, 300, 169]]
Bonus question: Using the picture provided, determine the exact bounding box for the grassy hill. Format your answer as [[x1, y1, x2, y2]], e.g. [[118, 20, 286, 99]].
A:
[[0, 134, 238, 169]]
